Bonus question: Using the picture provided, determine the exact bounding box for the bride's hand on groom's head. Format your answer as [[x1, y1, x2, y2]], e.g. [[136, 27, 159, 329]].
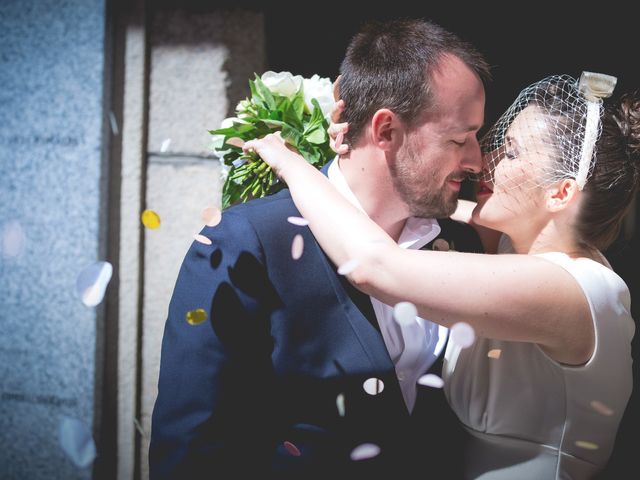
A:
[[243, 132, 303, 178], [328, 99, 349, 155]]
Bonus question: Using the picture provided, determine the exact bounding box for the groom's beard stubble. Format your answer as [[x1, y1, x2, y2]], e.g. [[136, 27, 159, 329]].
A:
[[390, 149, 459, 219]]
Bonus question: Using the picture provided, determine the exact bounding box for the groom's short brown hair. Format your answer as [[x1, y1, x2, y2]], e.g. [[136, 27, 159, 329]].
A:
[[338, 18, 491, 145]]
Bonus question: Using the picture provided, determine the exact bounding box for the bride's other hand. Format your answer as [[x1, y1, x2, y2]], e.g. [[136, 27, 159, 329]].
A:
[[243, 132, 306, 179], [328, 99, 349, 155]]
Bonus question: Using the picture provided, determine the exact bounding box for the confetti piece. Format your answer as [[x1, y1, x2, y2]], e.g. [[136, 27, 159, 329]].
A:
[[336, 393, 345, 417], [487, 349, 502, 359], [232, 158, 247, 168], [393, 301, 417, 326], [432, 238, 450, 251], [283, 441, 301, 456], [1, 220, 26, 258], [337, 259, 359, 275], [363, 377, 384, 395], [186, 309, 208, 325], [194, 233, 212, 245], [590, 400, 614, 416], [202, 206, 222, 227], [109, 111, 119, 136], [141, 209, 161, 229], [417, 373, 444, 388], [160, 138, 172, 152], [76, 261, 113, 307], [133, 418, 147, 438], [287, 216, 309, 227], [450, 322, 476, 348], [58, 416, 97, 468], [350, 443, 381, 461], [291, 234, 304, 260], [226, 137, 245, 148], [575, 440, 599, 450]]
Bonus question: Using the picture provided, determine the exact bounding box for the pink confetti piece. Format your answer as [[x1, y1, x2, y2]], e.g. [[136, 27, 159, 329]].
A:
[[362, 377, 384, 395], [291, 234, 304, 260], [287, 216, 309, 226], [1, 220, 26, 258], [201, 206, 222, 227], [590, 400, 614, 416], [337, 259, 359, 275], [350, 443, 381, 461], [194, 233, 212, 245], [417, 373, 444, 388], [450, 322, 475, 348], [225, 137, 245, 148], [283, 441, 301, 456]]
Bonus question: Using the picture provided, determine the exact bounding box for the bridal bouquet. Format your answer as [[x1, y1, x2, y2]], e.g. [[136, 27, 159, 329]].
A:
[[209, 71, 336, 208]]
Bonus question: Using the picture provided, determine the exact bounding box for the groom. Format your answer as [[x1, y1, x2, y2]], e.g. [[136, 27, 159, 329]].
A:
[[149, 18, 489, 479]]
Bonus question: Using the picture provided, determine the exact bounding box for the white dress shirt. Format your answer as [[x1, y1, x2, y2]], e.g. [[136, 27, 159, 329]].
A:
[[327, 159, 449, 412]]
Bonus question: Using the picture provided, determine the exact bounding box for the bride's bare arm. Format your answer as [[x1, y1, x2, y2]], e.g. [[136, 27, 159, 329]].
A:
[[244, 133, 594, 365]]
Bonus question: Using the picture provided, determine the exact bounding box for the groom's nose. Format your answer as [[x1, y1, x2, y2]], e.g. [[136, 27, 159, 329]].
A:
[[460, 137, 482, 174]]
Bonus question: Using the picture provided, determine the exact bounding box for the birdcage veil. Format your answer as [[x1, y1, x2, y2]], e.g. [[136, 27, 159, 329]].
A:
[[479, 72, 617, 191]]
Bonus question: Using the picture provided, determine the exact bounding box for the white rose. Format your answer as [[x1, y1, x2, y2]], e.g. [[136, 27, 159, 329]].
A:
[[261, 71, 303, 98], [303, 74, 335, 119]]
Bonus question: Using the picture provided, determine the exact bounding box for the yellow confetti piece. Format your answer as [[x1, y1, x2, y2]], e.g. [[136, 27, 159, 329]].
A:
[[488, 349, 502, 359], [575, 440, 599, 450], [141, 209, 161, 229], [202, 206, 222, 227], [590, 400, 614, 416], [186, 309, 207, 325]]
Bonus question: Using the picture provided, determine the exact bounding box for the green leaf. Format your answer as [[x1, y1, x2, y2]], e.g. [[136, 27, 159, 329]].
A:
[[253, 75, 276, 110]]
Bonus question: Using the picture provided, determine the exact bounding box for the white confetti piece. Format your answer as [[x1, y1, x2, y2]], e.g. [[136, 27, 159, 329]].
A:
[[76, 261, 113, 307], [350, 443, 381, 461], [336, 393, 345, 417], [337, 259, 359, 275], [194, 233, 212, 245], [393, 301, 417, 326], [1, 220, 26, 258], [363, 377, 384, 395], [283, 440, 301, 456], [590, 400, 614, 416], [160, 138, 172, 152], [287, 216, 309, 227], [450, 322, 475, 348], [291, 234, 304, 260], [109, 111, 119, 136], [487, 349, 502, 359], [58, 416, 97, 468], [417, 373, 444, 388]]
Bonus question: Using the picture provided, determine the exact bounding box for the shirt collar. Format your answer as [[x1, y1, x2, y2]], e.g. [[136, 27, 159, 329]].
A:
[[327, 158, 441, 250]]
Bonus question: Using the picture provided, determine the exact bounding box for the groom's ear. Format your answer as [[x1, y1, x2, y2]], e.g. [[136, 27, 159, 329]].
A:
[[371, 109, 401, 151]]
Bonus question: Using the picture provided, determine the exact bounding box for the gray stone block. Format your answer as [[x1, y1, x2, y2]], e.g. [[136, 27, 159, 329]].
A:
[[147, 9, 266, 157], [0, 1, 107, 479]]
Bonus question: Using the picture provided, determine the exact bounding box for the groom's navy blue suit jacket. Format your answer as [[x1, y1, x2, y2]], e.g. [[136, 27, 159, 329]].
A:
[[149, 163, 483, 479]]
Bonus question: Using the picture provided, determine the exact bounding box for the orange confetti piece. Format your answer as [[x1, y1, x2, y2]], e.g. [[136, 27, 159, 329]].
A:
[[590, 400, 614, 416], [487, 349, 502, 359]]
